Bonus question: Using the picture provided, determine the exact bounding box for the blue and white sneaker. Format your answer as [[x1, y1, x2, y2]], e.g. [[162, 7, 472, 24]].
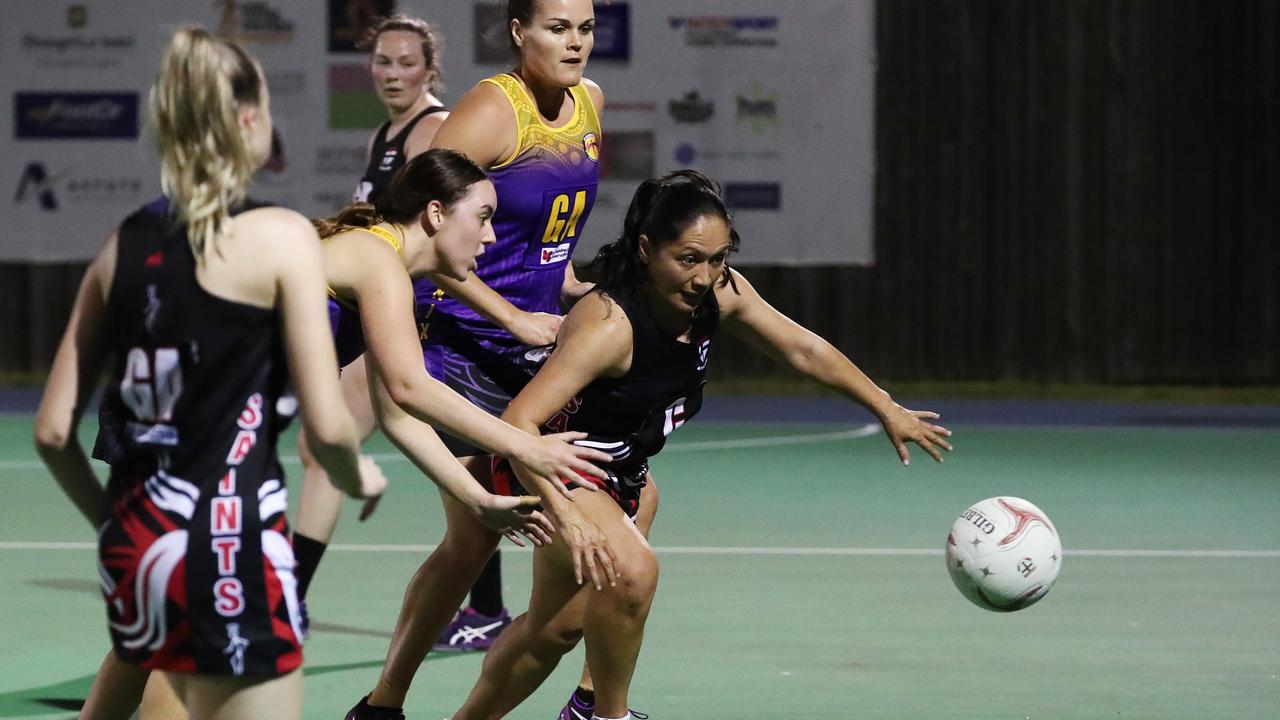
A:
[[433, 606, 511, 652]]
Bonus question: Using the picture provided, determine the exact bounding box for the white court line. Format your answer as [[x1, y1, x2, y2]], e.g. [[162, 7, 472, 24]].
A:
[[0, 424, 883, 472], [1, 541, 1276, 558]]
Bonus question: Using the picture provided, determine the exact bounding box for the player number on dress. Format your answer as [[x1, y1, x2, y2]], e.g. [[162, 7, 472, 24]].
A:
[[120, 347, 184, 422], [541, 190, 588, 244]]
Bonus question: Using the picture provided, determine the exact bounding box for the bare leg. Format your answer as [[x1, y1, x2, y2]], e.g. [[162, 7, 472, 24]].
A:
[[293, 356, 380, 600], [79, 651, 148, 720], [295, 355, 379, 543], [366, 454, 502, 709], [576, 475, 659, 695], [139, 672, 186, 720], [167, 667, 301, 720], [454, 490, 659, 720]]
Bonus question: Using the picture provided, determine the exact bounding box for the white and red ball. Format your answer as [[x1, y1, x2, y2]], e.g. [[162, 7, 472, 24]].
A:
[[945, 496, 1062, 612]]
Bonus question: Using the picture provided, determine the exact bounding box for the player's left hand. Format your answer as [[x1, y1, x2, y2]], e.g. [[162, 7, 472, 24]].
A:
[[879, 403, 952, 465]]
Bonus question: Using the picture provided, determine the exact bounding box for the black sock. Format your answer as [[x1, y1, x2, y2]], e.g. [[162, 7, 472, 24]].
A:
[[574, 686, 596, 706], [468, 550, 503, 616], [292, 532, 328, 600]]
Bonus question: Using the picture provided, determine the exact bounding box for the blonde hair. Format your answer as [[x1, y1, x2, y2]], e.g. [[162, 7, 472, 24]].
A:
[[150, 26, 262, 261]]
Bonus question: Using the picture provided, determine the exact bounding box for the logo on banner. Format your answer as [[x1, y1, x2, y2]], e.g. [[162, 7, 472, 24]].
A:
[[216, 1, 296, 44], [315, 145, 368, 176], [21, 6, 137, 68], [724, 182, 781, 211], [735, 87, 779, 133], [673, 143, 781, 166], [264, 71, 305, 97], [15, 92, 139, 140], [600, 131, 654, 181], [67, 4, 88, 29], [668, 91, 714, 123], [667, 16, 779, 48], [329, 0, 394, 52], [14, 162, 142, 212], [591, 3, 631, 60], [604, 100, 656, 114], [328, 63, 384, 129]]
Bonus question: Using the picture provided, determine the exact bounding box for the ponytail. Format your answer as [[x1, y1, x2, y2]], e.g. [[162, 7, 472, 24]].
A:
[[150, 26, 262, 262]]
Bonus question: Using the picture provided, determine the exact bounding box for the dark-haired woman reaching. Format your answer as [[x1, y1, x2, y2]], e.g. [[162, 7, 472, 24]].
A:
[[449, 170, 953, 720]]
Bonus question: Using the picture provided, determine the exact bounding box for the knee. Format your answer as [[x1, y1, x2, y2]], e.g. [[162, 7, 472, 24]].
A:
[[534, 615, 584, 654], [608, 546, 659, 614], [437, 527, 500, 570]]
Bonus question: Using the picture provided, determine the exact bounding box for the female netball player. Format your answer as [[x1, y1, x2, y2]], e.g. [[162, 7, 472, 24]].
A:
[[292, 15, 586, 621], [312, 148, 607, 537], [448, 170, 953, 720], [33, 27, 385, 720], [345, 1, 629, 717]]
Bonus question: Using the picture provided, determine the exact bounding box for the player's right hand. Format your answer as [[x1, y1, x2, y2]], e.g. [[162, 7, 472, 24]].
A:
[[351, 454, 388, 500], [474, 494, 555, 547], [516, 431, 610, 501], [510, 311, 563, 347], [547, 501, 618, 590]]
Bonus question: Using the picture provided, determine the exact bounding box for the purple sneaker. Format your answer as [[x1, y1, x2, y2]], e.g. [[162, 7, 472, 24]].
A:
[[557, 691, 648, 720], [433, 606, 512, 651]]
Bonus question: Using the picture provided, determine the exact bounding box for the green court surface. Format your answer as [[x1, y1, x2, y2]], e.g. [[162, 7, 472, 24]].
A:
[[1, 415, 1277, 719]]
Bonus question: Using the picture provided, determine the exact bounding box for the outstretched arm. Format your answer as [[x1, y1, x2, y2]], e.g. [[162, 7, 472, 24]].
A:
[[718, 269, 952, 465], [364, 361, 554, 546], [330, 232, 610, 484], [34, 233, 116, 528]]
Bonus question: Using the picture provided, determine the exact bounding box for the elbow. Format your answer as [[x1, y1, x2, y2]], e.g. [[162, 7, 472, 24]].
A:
[[33, 422, 72, 458], [382, 367, 430, 412], [304, 427, 353, 469]]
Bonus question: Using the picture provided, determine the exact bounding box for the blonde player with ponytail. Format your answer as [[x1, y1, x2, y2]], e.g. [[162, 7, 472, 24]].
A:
[[34, 27, 384, 720]]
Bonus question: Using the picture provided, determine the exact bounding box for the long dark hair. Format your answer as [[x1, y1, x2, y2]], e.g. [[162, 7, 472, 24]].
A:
[[314, 149, 486, 238], [580, 169, 741, 297]]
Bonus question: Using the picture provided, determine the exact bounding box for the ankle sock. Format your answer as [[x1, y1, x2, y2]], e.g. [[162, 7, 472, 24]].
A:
[[468, 550, 504, 616], [292, 532, 327, 599]]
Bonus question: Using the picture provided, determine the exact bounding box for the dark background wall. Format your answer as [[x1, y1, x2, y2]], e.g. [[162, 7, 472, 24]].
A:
[[4, 1, 1278, 383]]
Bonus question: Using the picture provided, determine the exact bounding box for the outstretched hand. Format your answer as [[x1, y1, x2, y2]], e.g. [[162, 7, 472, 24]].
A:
[[509, 311, 563, 347], [351, 454, 388, 520], [475, 494, 556, 547], [879, 404, 953, 465]]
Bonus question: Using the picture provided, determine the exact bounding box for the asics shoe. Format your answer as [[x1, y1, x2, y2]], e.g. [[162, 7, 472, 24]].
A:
[[433, 606, 512, 652]]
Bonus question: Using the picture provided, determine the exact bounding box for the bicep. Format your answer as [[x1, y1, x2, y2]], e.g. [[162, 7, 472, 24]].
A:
[[503, 303, 629, 429], [719, 271, 813, 362], [352, 261, 426, 386]]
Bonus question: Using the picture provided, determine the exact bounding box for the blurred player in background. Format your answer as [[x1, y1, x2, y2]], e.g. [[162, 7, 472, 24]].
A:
[[293, 11, 451, 625]]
